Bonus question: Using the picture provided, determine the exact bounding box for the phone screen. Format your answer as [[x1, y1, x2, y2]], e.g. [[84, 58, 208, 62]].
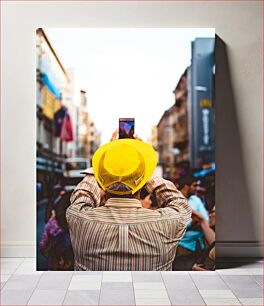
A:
[[119, 118, 135, 139]]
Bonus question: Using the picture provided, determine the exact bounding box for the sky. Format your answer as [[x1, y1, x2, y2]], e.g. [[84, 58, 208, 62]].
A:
[[45, 28, 215, 145]]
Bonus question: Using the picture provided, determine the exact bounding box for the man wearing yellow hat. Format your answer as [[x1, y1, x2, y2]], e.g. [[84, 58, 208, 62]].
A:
[[66, 133, 191, 271]]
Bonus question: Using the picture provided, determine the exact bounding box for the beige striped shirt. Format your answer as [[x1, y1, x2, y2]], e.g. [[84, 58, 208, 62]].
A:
[[66, 173, 191, 271]]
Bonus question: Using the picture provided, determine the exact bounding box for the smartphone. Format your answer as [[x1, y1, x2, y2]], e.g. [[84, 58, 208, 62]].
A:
[[119, 118, 135, 139]]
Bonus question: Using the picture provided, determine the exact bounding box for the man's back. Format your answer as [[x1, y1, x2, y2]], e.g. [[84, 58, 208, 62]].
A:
[[66, 175, 191, 271]]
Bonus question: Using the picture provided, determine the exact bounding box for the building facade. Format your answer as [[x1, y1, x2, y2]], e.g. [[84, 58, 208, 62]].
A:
[[188, 38, 215, 169], [36, 28, 77, 196], [149, 125, 158, 150], [157, 37, 215, 179], [157, 105, 178, 179], [77, 90, 100, 163]]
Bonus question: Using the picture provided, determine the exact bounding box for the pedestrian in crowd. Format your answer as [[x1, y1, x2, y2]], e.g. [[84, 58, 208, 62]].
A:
[[45, 184, 65, 223], [190, 210, 215, 271], [195, 180, 207, 207], [173, 175, 210, 270], [202, 174, 215, 212], [66, 131, 192, 271], [209, 206, 216, 230], [39, 191, 74, 271]]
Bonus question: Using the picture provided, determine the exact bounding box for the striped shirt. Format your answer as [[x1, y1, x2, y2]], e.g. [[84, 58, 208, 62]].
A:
[[66, 173, 191, 271]]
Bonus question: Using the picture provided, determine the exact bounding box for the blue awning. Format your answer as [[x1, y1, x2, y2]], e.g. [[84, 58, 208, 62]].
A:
[[194, 162, 215, 178], [42, 73, 61, 100]]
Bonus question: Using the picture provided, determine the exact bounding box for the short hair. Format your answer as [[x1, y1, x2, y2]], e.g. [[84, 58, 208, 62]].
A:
[[177, 175, 196, 190], [107, 182, 134, 199]]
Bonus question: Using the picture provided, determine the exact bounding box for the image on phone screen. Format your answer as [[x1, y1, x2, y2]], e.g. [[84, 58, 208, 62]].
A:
[[119, 118, 135, 139]]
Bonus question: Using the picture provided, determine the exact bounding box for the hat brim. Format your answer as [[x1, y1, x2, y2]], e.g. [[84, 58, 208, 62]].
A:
[[92, 139, 158, 194]]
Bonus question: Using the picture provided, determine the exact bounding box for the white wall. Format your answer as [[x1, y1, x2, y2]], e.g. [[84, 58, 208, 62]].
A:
[[1, 1, 262, 257]]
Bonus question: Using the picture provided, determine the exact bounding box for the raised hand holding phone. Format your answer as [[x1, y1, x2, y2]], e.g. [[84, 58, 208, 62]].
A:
[[119, 118, 135, 139]]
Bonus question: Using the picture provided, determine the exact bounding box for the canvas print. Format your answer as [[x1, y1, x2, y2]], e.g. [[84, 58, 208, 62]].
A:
[[36, 28, 215, 271]]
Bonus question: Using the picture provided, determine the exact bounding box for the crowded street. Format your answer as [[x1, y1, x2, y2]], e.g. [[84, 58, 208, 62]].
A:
[[36, 28, 215, 272]]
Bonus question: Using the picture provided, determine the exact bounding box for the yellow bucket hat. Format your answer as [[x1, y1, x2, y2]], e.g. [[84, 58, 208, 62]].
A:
[[92, 139, 158, 195]]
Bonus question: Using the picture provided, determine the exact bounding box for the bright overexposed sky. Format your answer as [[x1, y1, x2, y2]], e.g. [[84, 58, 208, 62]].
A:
[[45, 28, 214, 144]]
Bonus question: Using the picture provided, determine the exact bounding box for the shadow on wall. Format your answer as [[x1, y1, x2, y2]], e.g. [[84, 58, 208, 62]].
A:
[[215, 35, 259, 260]]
